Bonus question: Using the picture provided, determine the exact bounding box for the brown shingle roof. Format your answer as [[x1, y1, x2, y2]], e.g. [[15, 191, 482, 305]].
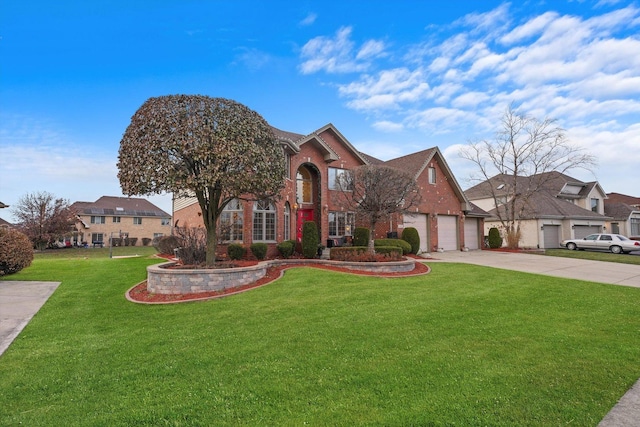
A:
[[606, 192, 640, 206], [383, 148, 436, 178], [71, 196, 170, 218]]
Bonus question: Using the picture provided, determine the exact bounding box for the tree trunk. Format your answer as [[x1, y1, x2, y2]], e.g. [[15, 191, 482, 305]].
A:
[[368, 220, 376, 253], [205, 225, 217, 267]]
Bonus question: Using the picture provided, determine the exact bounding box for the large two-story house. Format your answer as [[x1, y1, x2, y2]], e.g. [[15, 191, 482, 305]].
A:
[[72, 196, 171, 246], [465, 171, 610, 249], [173, 123, 486, 256]]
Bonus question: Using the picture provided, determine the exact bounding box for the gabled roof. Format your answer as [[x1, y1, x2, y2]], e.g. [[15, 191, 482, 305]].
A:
[[273, 123, 370, 165], [486, 190, 609, 221], [0, 217, 12, 227], [605, 202, 640, 221], [71, 196, 170, 218], [465, 171, 598, 201], [466, 202, 492, 218], [384, 147, 471, 212], [606, 192, 640, 207]]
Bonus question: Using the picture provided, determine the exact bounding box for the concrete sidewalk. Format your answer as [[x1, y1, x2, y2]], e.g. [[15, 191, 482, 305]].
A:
[[424, 250, 640, 426], [424, 250, 640, 287], [0, 281, 60, 356]]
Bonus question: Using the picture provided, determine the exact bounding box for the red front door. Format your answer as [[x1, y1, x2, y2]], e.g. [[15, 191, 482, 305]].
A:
[[296, 209, 314, 242]]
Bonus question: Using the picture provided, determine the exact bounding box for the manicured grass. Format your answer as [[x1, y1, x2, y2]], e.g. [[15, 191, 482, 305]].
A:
[[1, 254, 639, 425], [545, 248, 640, 265], [32, 245, 158, 260]]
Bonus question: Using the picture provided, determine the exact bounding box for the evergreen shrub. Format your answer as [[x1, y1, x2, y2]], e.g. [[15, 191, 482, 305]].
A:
[[302, 221, 319, 259], [401, 227, 420, 254], [276, 241, 294, 258], [353, 227, 370, 247], [488, 227, 503, 249], [374, 238, 411, 255], [250, 243, 268, 260], [227, 243, 246, 260]]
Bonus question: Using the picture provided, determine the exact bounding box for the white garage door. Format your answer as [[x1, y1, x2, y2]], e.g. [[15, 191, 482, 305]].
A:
[[574, 225, 600, 239], [464, 218, 480, 250], [403, 214, 428, 253], [543, 225, 560, 249], [438, 215, 458, 251]]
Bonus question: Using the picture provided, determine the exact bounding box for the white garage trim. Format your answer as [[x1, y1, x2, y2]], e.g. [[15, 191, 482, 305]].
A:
[[403, 214, 428, 253], [437, 215, 458, 251], [464, 218, 480, 250]]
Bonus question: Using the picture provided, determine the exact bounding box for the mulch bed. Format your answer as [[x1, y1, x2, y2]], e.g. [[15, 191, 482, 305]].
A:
[[126, 256, 430, 304]]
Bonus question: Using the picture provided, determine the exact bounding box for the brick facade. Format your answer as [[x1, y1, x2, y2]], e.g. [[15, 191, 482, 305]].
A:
[[173, 123, 480, 255]]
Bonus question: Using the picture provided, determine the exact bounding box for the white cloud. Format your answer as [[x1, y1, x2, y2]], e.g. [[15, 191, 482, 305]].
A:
[[372, 120, 404, 132], [299, 26, 385, 74], [299, 12, 317, 27]]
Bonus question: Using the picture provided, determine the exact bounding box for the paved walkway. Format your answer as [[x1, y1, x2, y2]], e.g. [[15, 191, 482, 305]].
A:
[[424, 250, 640, 426], [0, 281, 60, 356]]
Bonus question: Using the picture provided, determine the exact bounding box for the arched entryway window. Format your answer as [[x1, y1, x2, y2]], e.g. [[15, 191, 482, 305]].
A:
[[296, 166, 313, 204], [253, 200, 276, 242]]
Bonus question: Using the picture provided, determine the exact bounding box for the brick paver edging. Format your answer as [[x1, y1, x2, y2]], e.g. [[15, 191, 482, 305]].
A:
[[147, 257, 417, 295]]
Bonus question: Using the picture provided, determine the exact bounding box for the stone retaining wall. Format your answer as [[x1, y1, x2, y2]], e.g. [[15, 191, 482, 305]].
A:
[[147, 258, 416, 295]]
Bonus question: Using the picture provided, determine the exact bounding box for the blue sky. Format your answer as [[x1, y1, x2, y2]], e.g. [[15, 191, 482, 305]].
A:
[[1, 0, 639, 222]]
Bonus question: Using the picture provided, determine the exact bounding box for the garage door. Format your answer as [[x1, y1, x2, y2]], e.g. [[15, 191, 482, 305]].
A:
[[403, 214, 428, 253], [574, 225, 600, 239], [464, 218, 480, 250], [438, 215, 458, 251], [543, 225, 560, 249]]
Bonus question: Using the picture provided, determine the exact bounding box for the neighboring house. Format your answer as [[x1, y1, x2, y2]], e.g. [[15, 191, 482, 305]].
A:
[[174, 123, 481, 255], [72, 196, 171, 247], [465, 171, 610, 249], [605, 193, 640, 238], [0, 201, 8, 209], [0, 217, 12, 230]]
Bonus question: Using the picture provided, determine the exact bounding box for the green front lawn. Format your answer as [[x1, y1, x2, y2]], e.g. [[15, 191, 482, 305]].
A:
[[545, 248, 640, 265], [1, 253, 639, 425]]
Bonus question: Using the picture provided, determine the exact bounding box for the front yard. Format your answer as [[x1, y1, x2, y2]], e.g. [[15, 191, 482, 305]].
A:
[[1, 250, 639, 425], [545, 248, 640, 265]]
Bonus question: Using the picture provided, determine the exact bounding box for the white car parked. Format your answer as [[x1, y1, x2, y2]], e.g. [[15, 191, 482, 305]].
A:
[[562, 233, 640, 254]]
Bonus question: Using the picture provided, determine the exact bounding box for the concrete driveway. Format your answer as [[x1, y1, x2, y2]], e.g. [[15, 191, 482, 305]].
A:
[[424, 250, 640, 287], [0, 281, 60, 356]]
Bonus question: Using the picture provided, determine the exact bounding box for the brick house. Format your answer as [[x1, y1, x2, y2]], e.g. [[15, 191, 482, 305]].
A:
[[72, 196, 171, 247], [173, 123, 481, 256]]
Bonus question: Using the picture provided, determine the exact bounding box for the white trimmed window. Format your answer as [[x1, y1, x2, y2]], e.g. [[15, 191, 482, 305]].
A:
[[328, 167, 349, 190], [328, 211, 355, 237], [220, 199, 244, 242], [133, 217, 142, 225], [428, 167, 436, 184], [91, 216, 106, 224], [253, 200, 276, 242]]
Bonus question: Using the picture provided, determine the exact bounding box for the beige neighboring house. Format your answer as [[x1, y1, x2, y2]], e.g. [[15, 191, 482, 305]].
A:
[[72, 196, 171, 247], [605, 193, 640, 239], [465, 171, 610, 249], [0, 201, 10, 230]]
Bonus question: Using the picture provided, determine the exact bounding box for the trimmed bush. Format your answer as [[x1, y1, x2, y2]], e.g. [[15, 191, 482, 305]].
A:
[[154, 235, 181, 254], [227, 243, 246, 260], [302, 221, 319, 259], [0, 228, 34, 276], [371, 246, 403, 260], [402, 227, 420, 254], [353, 227, 370, 247], [330, 246, 402, 262], [374, 238, 411, 255], [129, 237, 138, 247], [276, 241, 294, 258], [142, 238, 152, 246], [488, 227, 503, 249], [250, 243, 268, 260]]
